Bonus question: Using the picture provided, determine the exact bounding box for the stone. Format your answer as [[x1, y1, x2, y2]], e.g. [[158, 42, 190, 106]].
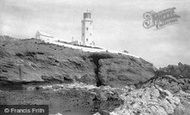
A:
[[0, 36, 156, 87]]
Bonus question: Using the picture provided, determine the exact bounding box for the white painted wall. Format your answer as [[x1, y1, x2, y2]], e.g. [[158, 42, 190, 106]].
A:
[[81, 12, 95, 46]]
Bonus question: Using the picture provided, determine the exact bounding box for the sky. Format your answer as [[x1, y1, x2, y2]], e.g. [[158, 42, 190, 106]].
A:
[[0, 0, 190, 68]]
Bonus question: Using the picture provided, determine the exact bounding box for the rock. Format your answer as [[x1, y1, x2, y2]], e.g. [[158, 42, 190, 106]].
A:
[[160, 63, 190, 78], [98, 57, 156, 87], [0, 36, 159, 115], [0, 83, 123, 115], [139, 74, 190, 93], [99, 110, 110, 115], [0, 36, 96, 85], [93, 112, 101, 115], [110, 85, 183, 115], [0, 36, 156, 87], [158, 63, 190, 92]]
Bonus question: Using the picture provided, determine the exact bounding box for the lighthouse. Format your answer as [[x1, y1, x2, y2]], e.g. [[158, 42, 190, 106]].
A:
[[81, 11, 95, 46]]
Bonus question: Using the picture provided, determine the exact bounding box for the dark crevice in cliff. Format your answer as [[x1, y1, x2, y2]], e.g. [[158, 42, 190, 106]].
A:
[[89, 53, 113, 87], [93, 57, 103, 87]]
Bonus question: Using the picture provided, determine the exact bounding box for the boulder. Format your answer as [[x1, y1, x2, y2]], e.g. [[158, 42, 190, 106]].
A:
[[110, 85, 184, 115], [98, 57, 156, 87]]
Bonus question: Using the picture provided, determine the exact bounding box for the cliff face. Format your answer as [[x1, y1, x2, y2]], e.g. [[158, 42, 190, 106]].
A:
[[98, 57, 155, 87], [160, 62, 190, 78], [0, 36, 156, 87], [1, 36, 190, 115], [0, 36, 157, 115]]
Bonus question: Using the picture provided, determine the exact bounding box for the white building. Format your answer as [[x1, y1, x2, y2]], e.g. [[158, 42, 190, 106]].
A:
[[35, 31, 54, 42], [81, 11, 95, 46]]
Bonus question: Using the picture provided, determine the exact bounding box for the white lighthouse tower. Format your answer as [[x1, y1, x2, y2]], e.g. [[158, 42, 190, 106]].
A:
[[81, 11, 95, 46]]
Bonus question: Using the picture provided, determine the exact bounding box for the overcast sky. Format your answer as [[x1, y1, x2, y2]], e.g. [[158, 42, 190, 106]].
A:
[[0, 0, 190, 67]]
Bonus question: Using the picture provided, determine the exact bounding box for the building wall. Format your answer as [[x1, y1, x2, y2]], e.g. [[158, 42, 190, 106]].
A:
[[35, 31, 53, 42]]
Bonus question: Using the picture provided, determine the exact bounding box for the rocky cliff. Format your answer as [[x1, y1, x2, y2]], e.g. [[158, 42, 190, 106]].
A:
[[160, 62, 190, 78], [0, 35, 156, 88], [1, 35, 190, 115]]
